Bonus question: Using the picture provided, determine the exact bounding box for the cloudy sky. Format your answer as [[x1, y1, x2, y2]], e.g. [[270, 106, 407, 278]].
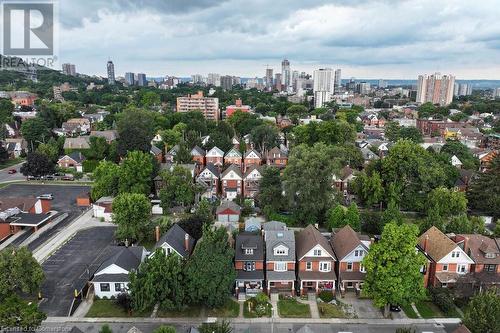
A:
[[57, 0, 500, 79]]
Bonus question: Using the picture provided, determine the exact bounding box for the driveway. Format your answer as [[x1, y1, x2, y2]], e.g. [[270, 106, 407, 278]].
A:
[[340, 294, 384, 319], [39, 226, 116, 316]]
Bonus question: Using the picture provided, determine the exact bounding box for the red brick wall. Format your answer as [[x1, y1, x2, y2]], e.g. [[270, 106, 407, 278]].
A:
[[235, 261, 264, 270], [267, 262, 295, 271], [339, 261, 362, 272]]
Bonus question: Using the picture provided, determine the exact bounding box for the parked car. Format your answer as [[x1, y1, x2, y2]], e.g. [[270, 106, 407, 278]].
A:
[[62, 175, 74, 181], [44, 175, 55, 181], [390, 304, 401, 312], [7, 169, 17, 174], [37, 194, 54, 200], [27, 175, 40, 180]]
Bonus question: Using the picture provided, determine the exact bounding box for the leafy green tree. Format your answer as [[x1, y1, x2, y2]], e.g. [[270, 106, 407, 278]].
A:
[[119, 151, 154, 195], [384, 121, 401, 142], [227, 111, 263, 136], [112, 193, 151, 243], [0, 99, 14, 124], [20, 118, 50, 151], [140, 91, 160, 107], [327, 205, 346, 230], [426, 187, 467, 218], [286, 104, 308, 119], [0, 247, 44, 299], [186, 226, 236, 307], [99, 324, 113, 333], [357, 171, 384, 207], [159, 166, 196, 209], [160, 129, 181, 151], [467, 155, 500, 218], [91, 161, 120, 200], [194, 199, 214, 223], [363, 222, 427, 317], [87, 136, 109, 160], [440, 140, 478, 170], [0, 295, 46, 329], [129, 249, 186, 312], [117, 108, 155, 156], [345, 202, 361, 231], [36, 141, 59, 163], [399, 127, 423, 143], [199, 319, 232, 333], [417, 102, 436, 118], [463, 288, 500, 333], [257, 166, 283, 215], [173, 142, 192, 164], [152, 325, 176, 333], [250, 124, 279, 153], [20, 152, 55, 178], [380, 200, 403, 226], [254, 103, 270, 115]]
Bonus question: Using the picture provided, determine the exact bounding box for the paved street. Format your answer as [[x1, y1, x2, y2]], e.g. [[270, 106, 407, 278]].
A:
[[0, 161, 25, 183], [39, 226, 116, 317]]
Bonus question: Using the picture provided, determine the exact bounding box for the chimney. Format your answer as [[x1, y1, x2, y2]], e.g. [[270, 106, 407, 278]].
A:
[[314, 223, 319, 230], [423, 235, 429, 252], [184, 233, 190, 252], [155, 225, 160, 242]]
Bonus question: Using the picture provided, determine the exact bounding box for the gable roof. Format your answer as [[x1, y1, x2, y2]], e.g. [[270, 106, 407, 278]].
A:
[[150, 145, 162, 155], [90, 130, 119, 141], [67, 151, 85, 163], [266, 230, 295, 261], [244, 149, 262, 159], [95, 246, 144, 275], [199, 163, 220, 178], [221, 164, 243, 179], [267, 146, 288, 158], [207, 146, 224, 156], [191, 145, 205, 156], [262, 220, 287, 232], [63, 137, 90, 149], [216, 200, 241, 214], [457, 234, 500, 265], [418, 226, 458, 262], [330, 225, 366, 260], [0, 196, 37, 212], [225, 147, 242, 158], [235, 232, 264, 261], [244, 164, 263, 178], [296, 225, 336, 260], [155, 224, 195, 258]]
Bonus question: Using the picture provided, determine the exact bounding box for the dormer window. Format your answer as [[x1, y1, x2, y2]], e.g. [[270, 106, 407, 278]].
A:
[[274, 244, 288, 256], [245, 248, 254, 255], [485, 253, 496, 259]]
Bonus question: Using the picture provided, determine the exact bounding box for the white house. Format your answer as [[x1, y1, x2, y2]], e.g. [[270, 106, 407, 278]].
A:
[[92, 246, 146, 298], [92, 197, 113, 222]]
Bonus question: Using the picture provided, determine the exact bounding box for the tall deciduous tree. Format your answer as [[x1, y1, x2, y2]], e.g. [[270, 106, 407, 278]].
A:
[[250, 124, 279, 153], [20, 118, 50, 151], [112, 193, 151, 243], [186, 226, 236, 307], [91, 161, 120, 200], [344, 202, 361, 231], [467, 155, 500, 218], [159, 166, 196, 210], [117, 108, 155, 156], [463, 288, 500, 333], [0, 247, 44, 299], [119, 151, 154, 195], [20, 152, 55, 178], [362, 222, 427, 317], [257, 166, 283, 216], [0, 295, 46, 329]]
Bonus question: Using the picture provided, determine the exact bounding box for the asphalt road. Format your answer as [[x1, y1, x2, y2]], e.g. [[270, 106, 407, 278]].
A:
[[39, 322, 461, 333], [39, 227, 116, 317], [0, 183, 91, 251], [0, 161, 25, 182]]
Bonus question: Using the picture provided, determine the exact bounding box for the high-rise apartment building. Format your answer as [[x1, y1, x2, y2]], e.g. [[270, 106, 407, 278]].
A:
[[274, 73, 282, 92], [334, 68, 342, 92], [378, 79, 387, 88], [416, 73, 455, 106], [62, 63, 76, 76], [207, 73, 221, 87], [281, 59, 291, 90], [191, 74, 205, 85], [454, 83, 472, 97], [125, 72, 135, 86], [176, 91, 220, 121], [107, 60, 115, 85], [494, 88, 500, 98], [221, 75, 233, 90], [137, 73, 147, 86], [356, 82, 371, 95], [265, 68, 273, 91], [313, 68, 334, 108]]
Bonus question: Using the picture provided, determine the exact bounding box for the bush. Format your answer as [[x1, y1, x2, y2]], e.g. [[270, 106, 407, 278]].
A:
[[319, 290, 334, 303], [255, 292, 269, 305], [83, 159, 99, 172], [429, 287, 455, 314], [116, 292, 132, 311]]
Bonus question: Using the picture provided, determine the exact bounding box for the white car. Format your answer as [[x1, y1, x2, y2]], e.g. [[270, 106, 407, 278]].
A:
[[37, 194, 54, 200]]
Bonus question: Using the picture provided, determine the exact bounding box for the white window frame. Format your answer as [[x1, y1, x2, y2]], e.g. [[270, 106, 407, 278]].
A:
[[347, 262, 353, 271], [305, 262, 312, 271], [100, 283, 110, 292], [274, 262, 287, 272], [313, 249, 322, 256], [442, 264, 448, 271], [319, 261, 331, 272], [457, 264, 467, 274], [245, 248, 254, 255]]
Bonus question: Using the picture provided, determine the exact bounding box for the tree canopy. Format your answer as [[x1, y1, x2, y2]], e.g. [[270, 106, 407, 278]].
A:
[[112, 193, 151, 243]]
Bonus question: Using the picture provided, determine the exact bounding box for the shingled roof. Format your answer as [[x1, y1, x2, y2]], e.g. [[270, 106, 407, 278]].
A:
[[296, 224, 336, 260], [330, 225, 367, 260], [418, 226, 457, 262]]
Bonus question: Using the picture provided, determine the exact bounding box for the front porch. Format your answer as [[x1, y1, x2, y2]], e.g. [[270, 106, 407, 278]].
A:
[[235, 280, 263, 300], [267, 280, 295, 295], [339, 280, 364, 297], [299, 280, 335, 296]]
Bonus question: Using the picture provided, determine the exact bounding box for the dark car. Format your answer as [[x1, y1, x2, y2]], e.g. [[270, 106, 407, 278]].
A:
[[390, 304, 401, 312], [7, 169, 17, 174]]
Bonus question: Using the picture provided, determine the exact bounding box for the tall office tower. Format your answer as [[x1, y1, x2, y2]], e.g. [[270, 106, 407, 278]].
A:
[[176, 91, 219, 121], [125, 72, 135, 86], [378, 79, 387, 88], [274, 73, 282, 92], [292, 70, 299, 91], [62, 63, 76, 76], [416, 73, 455, 106], [265, 68, 274, 91], [191, 74, 205, 85], [221, 75, 233, 90], [313, 68, 334, 108], [137, 73, 147, 86], [232, 76, 241, 86], [207, 73, 221, 87], [356, 82, 371, 95], [334, 68, 342, 92], [107, 60, 115, 85], [281, 59, 291, 89]]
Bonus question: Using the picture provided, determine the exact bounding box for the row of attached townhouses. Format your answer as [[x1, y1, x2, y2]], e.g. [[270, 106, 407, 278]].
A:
[[90, 223, 499, 301]]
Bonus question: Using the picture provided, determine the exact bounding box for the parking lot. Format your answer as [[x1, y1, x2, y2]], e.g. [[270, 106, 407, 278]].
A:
[[39, 226, 116, 316], [0, 183, 91, 250]]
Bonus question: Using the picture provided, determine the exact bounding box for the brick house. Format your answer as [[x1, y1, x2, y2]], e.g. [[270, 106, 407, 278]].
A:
[[418, 226, 474, 288], [165, 145, 179, 163], [296, 225, 337, 295], [224, 147, 242, 168], [243, 149, 262, 172], [234, 232, 265, 300], [196, 163, 219, 200], [243, 165, 262, 199], [330, 225, 371, 295], [205, 146, 224, 167], [266, 147, 288, 169], [57, 151, 85, 172], [190, 146, 205, 167], [265, 230, 296, 295], [221, 164, 243, 200]]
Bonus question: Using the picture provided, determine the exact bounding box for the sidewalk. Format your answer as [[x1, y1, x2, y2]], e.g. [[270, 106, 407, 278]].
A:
[[270, 293, 279, 318], [33, 209, 114, 263], [297, 294, 319, 319]]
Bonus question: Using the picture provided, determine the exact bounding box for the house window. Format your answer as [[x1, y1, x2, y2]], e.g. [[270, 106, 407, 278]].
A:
[[274, 262, 287, 272], [457, 264, 467, 274], [245, 248, 254, 255], [166, 247, 172, 255], [245, 261, 256, 271], [313, 249, 322, 256], [347, 262, 353, 271], [115, 283, 125, 292], [274, 247, 287, 255], [354, 250, 359, 257], [451, 251, 460, 258], [306, 262, 312, 271], [319, 262, 331, 272], [442, 264, 448, 271], [360, 264, 366, 273], [485, 253, 495, 259], [100, 283, 110, 292], [484, 264, 496, 272]]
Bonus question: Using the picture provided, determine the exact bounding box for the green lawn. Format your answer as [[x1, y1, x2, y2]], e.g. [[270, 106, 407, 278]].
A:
[[157, 305, 203, 317], [401, 303, 419, 319], [0, 158, 24, 170], [318, 302, 348, 318], [86, 300, 150, 317], [207, 299, 240, 318], [415, 301, 444, 319], [277, 298, 311, 318], [243, 298, 272, 318]]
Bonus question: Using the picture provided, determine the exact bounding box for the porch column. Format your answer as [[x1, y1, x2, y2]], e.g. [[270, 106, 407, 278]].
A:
[[300, 281, 304, 296], [291, 280, 295, 296], [267, 281, 270, 295], [316, 281, 319, 294]]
